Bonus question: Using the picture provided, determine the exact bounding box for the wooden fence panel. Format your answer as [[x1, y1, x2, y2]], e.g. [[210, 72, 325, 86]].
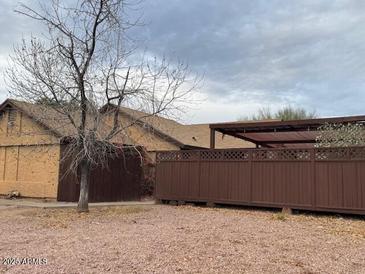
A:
[[57, 145, 143, 202], [251, 162, 312, 207], [156, 147, 365, 215], [342, 162, 361, 209]]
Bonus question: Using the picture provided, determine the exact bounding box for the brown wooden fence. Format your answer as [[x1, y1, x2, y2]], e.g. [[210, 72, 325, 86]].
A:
[[155, 147, 365, 215], [57, 145, 143, 202]]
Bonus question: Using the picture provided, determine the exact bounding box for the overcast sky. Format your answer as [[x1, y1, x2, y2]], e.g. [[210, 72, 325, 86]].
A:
[[1, 0, 365, 124]]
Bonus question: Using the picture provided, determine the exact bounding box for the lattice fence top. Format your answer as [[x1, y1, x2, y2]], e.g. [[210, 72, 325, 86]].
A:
[[200, 150, 250, 161], [156, 147, 365, 162], [157, 150, 250, 162], [315, 148, 348, 160], [156, 151, 200, 162], [315, 147, 365, 160], [348, 147, 365, 159], [252, 149, 311, 161]]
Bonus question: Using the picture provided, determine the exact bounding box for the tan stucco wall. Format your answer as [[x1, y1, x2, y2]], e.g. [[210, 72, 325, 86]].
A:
[[124, 122, 180, 151], [0, 108, 59, 146], [0, 108, 61, 198], [0, 144, 60, 198], [105, 114, 180, 151]]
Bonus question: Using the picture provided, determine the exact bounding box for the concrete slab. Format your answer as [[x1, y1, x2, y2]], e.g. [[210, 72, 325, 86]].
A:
[[0, 198, 156, 209]]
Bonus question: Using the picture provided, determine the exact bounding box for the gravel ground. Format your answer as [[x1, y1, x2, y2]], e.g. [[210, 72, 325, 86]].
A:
[[0, 205, 364, 274]]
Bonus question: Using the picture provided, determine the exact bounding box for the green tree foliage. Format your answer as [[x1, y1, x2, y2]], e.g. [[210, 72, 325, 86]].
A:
[[315, 123, 365, 147], [240, 106, 317, 121]]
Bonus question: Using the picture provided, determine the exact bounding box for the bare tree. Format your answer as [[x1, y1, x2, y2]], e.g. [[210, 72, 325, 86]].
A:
[[239, 106, 317, 121], [6, 0, 196, 212]]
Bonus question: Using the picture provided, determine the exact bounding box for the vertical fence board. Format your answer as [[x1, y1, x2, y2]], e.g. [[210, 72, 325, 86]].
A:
[[315, 162, 328, 208], [357, 163, 365, 209], [57, 145, 143, 202], [343, 162, 358, 208], [156, 147, 365, 215], [199, 162, 210, 200]]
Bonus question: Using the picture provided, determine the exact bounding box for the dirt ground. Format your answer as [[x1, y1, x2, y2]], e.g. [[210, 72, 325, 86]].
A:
[[0, 205, 364, 274]]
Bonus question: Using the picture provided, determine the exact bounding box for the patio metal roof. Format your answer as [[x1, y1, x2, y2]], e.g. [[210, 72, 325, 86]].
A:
[[209, 115, 365, 148]]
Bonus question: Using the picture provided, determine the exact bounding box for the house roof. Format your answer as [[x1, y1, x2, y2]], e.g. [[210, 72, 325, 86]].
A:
[[0, 99, 132, 144], [117, 107, 254, 149], [0, 98, 254, 149], [0, 99, 72, 137]]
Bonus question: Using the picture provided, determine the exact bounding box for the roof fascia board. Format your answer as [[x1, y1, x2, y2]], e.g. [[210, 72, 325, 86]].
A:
[[0, 99, 63, 138], [118, 108, 186, 149], [210, 115, 365, 130]]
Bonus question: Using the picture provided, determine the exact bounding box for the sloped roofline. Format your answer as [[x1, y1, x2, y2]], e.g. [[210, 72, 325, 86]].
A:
[[0, 98, 63, 138], [100, 103, 189, 149], [1, 99, 190, 146]]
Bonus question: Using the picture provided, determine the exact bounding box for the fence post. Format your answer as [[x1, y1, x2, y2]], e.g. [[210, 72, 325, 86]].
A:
[[249, 149, 253, 203], [311, 148, 316, 209], [198, 150, 201, 199], [154, 152, 159, 199]]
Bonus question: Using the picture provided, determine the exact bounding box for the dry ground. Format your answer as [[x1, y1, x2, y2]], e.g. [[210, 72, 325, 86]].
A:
[[0, 205, 364, 274]]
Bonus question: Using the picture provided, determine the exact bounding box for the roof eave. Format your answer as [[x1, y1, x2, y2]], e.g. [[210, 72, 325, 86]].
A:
[[117, 108, 187, 149], [0, 99, 64, 139]]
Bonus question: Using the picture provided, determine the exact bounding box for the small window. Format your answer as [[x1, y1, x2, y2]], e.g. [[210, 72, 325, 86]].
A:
[[8, 109, 17, 128]]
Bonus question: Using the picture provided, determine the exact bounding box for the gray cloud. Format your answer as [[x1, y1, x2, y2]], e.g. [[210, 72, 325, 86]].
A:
[[0, 0, 43, 101], [129, 0, 365, 122], [1, 0, 365, 122]]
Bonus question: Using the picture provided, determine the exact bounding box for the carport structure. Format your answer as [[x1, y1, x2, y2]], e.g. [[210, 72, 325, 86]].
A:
[[156, 115, 365, 215], [209, 115, 365, 148]]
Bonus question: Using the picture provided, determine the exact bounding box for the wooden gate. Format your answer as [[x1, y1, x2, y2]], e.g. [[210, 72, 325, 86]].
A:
[[57, 145, 143, 202]]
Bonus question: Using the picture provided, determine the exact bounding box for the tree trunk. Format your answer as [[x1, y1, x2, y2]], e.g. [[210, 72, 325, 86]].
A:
[[77, 160, 91, 212]]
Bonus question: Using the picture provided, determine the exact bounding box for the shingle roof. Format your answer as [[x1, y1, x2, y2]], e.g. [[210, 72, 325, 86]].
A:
[[1, 99, 255, 149], [118, 107, 255, 149], [2, 99, 74, 137], [0, 99, 132, 144]]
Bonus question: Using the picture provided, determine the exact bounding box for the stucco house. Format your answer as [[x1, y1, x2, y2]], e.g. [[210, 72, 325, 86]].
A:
[[0, 99, 254, 199], [0, 99, 63, 198], [0, 99, 135, 199], [113, 105, 255, 160]]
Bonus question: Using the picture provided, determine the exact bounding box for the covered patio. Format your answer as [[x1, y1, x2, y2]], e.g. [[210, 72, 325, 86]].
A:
[[209, 115, 365, 148], [155, 115, 365, 215]]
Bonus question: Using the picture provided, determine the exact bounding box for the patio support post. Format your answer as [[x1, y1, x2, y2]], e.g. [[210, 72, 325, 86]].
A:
[[210, 128, 216, 149]]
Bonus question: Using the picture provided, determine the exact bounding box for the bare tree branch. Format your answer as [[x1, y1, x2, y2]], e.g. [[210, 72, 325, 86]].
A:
[[6, 0, 198, 212]]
